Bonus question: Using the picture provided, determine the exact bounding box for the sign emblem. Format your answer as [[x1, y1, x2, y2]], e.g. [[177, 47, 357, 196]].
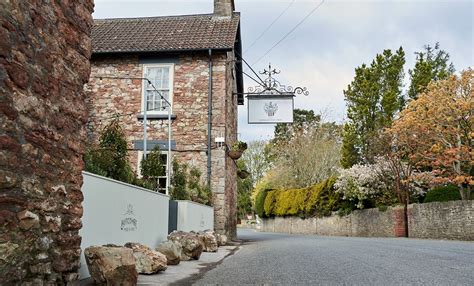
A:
[[121, 204, 137, 232], [264, 102, 278, 117]]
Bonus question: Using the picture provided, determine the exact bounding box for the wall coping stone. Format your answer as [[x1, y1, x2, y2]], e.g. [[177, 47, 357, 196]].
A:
[[174, 200, 214, 210], [82, 171, 170, 198]]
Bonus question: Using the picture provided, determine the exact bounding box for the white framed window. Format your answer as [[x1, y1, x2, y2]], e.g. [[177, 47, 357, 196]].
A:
[[137, 150, 169, 193], [142, 64, 174, 114]]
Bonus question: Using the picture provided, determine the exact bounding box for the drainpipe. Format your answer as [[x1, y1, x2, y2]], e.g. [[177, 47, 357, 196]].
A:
[[207, 49, 213, 189]]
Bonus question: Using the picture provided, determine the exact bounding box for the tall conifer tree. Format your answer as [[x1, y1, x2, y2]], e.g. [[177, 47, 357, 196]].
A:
[[341, 47, 406, 167]]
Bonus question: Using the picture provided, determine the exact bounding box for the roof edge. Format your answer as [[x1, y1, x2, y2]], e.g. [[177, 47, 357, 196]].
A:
[[93, 12, 240, 22], [91, 47, 234, 55]]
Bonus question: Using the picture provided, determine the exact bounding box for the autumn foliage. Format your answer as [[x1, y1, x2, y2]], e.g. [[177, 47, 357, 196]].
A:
[[387, 69, 473, 200]]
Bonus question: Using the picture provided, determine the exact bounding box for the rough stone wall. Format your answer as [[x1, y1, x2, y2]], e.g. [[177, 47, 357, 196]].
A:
[[409, 201, 474, 240], [260, 201, 473, 241], [0, 1, 93, 284], [85, 51, 238, 238]]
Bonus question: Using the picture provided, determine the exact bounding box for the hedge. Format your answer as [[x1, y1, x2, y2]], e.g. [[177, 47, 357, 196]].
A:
[[263, 177, 341, 218], [255, 188, 269, 218], [423, 184, 462, 203]]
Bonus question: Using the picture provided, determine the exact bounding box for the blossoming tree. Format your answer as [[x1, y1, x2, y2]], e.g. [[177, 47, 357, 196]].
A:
[[388, 69, 473, 200]]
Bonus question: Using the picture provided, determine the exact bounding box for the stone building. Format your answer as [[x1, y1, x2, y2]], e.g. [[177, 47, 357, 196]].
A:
[[86, 0, 243, 238], [0, 0, 93, 283]]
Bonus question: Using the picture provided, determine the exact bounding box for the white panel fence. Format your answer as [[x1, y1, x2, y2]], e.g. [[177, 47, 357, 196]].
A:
[[175, 200, 214, 232], [79, 172, 170, 279]]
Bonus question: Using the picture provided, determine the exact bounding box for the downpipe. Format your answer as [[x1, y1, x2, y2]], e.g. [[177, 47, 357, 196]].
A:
[[207, 49, 213, 189]]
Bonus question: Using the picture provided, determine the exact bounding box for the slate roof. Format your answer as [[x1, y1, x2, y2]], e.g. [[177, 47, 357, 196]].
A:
[[92, 13, 241, 53]]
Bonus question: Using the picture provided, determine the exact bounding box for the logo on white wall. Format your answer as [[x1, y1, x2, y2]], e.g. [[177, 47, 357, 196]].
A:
[[121, 204, 137, 232], [264, 102, 278, 117], [200, 214, 205, 228]]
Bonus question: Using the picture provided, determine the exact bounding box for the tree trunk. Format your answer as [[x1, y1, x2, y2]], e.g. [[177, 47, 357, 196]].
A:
[[459, 185, 471, 200], [403, 197, 409, 238]]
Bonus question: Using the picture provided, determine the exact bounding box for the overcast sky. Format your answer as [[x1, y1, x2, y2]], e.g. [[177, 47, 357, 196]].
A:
[[93, 0, 473, 142]]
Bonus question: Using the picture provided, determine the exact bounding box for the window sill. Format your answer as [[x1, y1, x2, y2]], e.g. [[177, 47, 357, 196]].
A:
[[137, 114, 177, 120]]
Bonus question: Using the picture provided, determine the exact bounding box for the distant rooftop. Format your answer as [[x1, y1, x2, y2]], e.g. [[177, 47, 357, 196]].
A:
[[91, 13, 241, 53]]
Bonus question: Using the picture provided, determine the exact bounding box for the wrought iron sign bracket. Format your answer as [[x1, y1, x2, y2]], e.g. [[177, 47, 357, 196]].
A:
[[233, 63, 309, 99], [242, 64, 310, 124]]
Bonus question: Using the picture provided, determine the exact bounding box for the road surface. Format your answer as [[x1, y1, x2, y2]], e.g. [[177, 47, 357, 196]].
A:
[[193, 229, 474, 285]]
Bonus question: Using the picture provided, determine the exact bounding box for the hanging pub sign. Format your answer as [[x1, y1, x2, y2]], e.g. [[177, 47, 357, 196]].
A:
[[248, 94, 294, 124], [239, 64, 309, 125]]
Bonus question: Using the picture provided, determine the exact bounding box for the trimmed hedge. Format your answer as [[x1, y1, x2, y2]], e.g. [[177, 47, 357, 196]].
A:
[[263, 177, 341, 218], [423, 185, 461, 203], [255, 188, 269, 218]]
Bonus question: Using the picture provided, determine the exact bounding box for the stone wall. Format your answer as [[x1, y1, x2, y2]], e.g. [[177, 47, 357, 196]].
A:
[[260, 201, 474, 241], [0, 1, 93, 284], [85, 51, 238, 238], [409, 201, 473, 240]]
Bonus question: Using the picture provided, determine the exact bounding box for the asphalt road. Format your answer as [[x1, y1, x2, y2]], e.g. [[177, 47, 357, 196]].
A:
[[195, 229, 474, 285]]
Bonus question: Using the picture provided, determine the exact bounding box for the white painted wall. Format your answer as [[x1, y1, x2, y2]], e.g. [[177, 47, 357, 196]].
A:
[[79, 172, 169, 279], [176, 200, 214, 232]]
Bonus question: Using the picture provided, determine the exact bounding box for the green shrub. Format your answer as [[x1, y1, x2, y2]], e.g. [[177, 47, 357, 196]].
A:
[[264, 190, 280, 217], [255, 189, 269, 218], [139, 146, 166, 192], [309, 177, 341, 217], [260, 177, 342, 218], [169, 160, 212, 206], [274, 188, 310, 217], [188, 166, 212, 206], [170, 160, 190, 201], [424, 185, 461, 203]]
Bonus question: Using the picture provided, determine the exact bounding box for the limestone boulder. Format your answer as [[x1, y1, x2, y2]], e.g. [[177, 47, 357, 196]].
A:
[[196, 230, 218, 252], [155, 240, 182, 265], [124, 242, 167, 274], [84, 246, 137, 285], [167, 231, 203, 261], [216, 234, 228, 246]]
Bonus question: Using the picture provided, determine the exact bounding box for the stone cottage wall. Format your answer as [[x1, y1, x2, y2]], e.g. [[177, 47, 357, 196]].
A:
[[85, 51, 238, 238], [0, 1, 93, 284]]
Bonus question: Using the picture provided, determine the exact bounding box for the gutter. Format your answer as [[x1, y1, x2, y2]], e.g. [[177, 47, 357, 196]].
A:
[[207, 49, 213, 189]]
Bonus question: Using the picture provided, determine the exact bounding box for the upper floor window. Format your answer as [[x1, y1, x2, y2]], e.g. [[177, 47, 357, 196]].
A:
[[142, 64, 174, 114]]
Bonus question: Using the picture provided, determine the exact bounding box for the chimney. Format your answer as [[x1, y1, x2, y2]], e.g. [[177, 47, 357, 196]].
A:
[[214, 0, 235, 17]]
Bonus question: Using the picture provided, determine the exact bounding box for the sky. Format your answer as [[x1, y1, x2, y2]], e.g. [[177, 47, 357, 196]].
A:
[[93, 0, 473, 142]]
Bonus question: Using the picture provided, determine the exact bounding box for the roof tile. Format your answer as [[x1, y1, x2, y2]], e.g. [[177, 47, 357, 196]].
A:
[[92, 13, 240, 53]]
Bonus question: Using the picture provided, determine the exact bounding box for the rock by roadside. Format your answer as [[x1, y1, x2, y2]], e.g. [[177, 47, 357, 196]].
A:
[[124, 242, 167, 274], [168, 231, 203, 261], [84, 245, 137, 285], [156, 240, 183, 265], [196, 230, 218, 252]]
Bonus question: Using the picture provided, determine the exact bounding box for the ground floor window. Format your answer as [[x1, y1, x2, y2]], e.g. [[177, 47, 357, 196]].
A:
[[137, 150, 168, 193]]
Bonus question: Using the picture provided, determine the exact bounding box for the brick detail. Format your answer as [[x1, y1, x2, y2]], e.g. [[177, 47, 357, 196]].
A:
[[0, 1, 93, 284], [393, 208, 406, 237]]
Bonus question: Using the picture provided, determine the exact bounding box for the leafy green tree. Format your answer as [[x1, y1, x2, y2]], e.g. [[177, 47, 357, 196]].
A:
[[140, 146, 165, 192], [408, 43, 455, 100], [169, 160, 212, 205], [85, 118, 134, 183], [267, 109, 320, 163], [268, 121, 342, 189], [340, 123, 359, 169], [273, 109, 320, 145], [170, 160, 190, 200], [240, 140, 270, 187], [342, 47, 406, 167]]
